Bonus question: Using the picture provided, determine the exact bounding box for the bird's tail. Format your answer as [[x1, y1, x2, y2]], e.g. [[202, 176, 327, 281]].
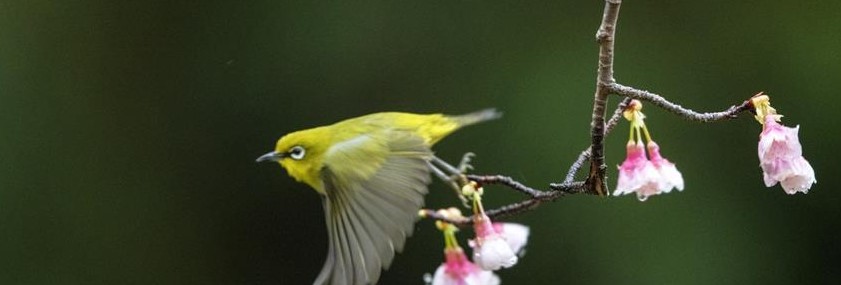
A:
[[452, 108, 503, 127]]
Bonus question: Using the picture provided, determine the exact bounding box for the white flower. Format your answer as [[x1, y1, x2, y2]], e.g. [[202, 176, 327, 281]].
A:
[[493, 223, 530, 255], [471, 215, 518, 271], [472, 235, 517, 271], [431, 248, 500, 285], [647, 141, 684, 193]]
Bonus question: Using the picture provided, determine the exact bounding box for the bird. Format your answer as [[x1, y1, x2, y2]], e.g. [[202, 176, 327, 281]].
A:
[[256, 109, 501, 285]]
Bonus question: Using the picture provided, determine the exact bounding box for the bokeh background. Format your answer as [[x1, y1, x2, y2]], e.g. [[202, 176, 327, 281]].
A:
[[2, 1, 840, 284]]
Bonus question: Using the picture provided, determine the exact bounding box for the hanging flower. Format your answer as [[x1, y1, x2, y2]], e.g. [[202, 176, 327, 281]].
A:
[[430, 208, 500, 285], [614, 140, 661, 201], [470, 213, 518, 271], [431, 247, 500, 285], [647, 141, 684, 193], [614, 100, 684, 201], [752, 94, 816, 194], [758, 114, 816, 194], [460, 182, 526, 271]]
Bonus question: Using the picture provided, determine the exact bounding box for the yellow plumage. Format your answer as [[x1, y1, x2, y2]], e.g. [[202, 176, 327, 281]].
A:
[[257, 109, 500, 285]]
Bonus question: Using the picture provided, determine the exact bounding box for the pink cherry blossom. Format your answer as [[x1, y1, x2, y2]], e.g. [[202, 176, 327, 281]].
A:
[[614, 140, 661, 201], [758, 115, 816, 194], [470, 214, 518, 271], [492, 223, 530, 255], [431, 247, 500, 285], [647, 141, 684, 193]]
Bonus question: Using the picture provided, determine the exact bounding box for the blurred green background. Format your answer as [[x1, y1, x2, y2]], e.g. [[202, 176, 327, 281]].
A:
[[2, 0, 839, 284]]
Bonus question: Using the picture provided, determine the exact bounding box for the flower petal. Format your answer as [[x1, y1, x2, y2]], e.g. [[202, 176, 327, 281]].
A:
[[647, 141, 684, 193], [779, 157, 816, 194], [494, 223, 530, 255], [758, 116, 815, 194], [615, 140, 662, 199], [473, 236, 518, 271]]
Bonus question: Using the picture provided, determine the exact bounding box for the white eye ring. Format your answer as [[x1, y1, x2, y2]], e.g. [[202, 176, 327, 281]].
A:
[[289, 146, 306, 160]]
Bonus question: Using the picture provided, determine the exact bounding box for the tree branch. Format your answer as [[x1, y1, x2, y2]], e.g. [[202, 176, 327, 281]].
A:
[[423, 176, 589, 227], [564, 97, 631, 184], [608, 83, 752, 122], [587, 0, 623, 197]]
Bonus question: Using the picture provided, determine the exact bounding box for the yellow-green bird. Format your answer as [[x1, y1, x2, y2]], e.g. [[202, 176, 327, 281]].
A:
[[257, 109, 500, 285]]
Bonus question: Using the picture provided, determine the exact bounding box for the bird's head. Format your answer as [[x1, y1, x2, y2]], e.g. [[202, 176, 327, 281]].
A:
[[257, 126, 331, 191]]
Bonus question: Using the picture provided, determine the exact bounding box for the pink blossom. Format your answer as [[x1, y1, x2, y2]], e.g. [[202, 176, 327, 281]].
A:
[[431, 247, 500, 285], [647, 141, 684, 193], [492, 223, 530, 255], [614, 140, 661, 201], [758, 115, 816, 194], [470, 215, 518, 271]]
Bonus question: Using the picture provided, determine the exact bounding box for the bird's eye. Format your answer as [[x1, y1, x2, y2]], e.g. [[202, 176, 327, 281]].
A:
[[288, 146, 306, 160]]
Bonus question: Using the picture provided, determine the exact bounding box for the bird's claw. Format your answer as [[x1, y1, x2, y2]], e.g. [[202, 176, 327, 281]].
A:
[[457, 152, 475, 174], [430, 153, 481, 208]]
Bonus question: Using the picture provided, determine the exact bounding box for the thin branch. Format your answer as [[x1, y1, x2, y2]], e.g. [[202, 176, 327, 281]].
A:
[[481, 199, 542, 221], [608, 83, 752, 122], [478, 183, 588, 222], [587, 0, 623, 197], [564, 97, 631, 184], [466, 175, 546, 197], [605, 98, 634, 135], [422, 180, 588, 226], [564, 150, 590, 184]]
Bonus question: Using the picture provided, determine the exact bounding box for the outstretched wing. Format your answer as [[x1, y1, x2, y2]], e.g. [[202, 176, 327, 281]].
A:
[[314, 132, 432, 285]]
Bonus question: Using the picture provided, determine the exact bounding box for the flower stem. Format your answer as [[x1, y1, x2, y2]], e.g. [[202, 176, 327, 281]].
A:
[[641, 123, 653, 143], [473, 192, 485, 215]]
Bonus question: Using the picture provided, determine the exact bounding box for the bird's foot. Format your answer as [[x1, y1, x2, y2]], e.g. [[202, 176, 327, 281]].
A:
[[456, 152, 475, 174], [430, 153, 478, 207]]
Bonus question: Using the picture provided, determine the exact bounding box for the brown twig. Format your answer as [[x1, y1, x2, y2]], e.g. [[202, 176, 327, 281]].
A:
[[607, 83, 752, 122], [587, 0, 623, 197], [423, 178, 588, 226], [564, 97, 632, 184]]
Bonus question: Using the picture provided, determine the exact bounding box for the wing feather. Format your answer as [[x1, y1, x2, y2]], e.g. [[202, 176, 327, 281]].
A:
[[315, 132, 431, 285], [338, 207, 365, 285], [313, 213, 337, 285], [345, 201, 381, 280], [353, 189, 408, 250], [335, 211, 353, 285]]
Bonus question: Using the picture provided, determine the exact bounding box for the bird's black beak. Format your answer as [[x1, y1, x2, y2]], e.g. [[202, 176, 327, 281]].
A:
[[255, 151, 282, 163]]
